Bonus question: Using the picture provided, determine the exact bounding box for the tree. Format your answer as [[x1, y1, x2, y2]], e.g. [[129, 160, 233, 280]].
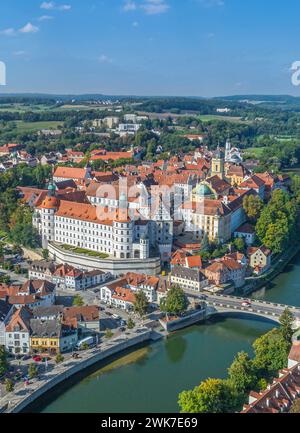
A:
[[200, 233, 209, 253], [279, 308, 294, 345], [290, 399, 300, 413], [72, 294, 84, 307], [133, 290, 149, 318], [0, 346, 8, 377], [28, 363, 38, 379], [252, 329, 290, 377], [55, 353, 64, 364], [5, 378, 14, 393], [9, 205, 39, 248], [178, 378, 238, 414], [243, 194, 263, 223], [228, 351, 257, 394], [160, 285, 188, 316], [127, 318, 135, 329], [256, 190, 297, 254], [105, 329, 113, 339], [42, 249, 49, 260], [233, 237, 246, 254]]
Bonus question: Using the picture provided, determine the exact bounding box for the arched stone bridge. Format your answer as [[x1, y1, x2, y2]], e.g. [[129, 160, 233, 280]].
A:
[[188, 292, 300, 329]]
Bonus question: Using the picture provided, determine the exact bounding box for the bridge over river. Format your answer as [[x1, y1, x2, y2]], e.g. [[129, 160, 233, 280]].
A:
[[186, 292, 300, 328]]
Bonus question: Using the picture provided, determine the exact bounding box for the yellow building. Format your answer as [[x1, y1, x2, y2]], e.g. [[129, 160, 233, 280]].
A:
[[181, 198, 232, 244], [30, 319, 78, 354], [225, 163, 250, 186]]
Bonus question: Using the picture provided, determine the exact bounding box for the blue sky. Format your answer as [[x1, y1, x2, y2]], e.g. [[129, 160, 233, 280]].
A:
[[0, 0, 300, 96]]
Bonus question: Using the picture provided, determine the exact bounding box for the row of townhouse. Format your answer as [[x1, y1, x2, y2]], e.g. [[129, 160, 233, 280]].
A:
[[100, 272, 161, 311], [169, 245, 272, 292], [29, 260, 111, 291], [0, 280, 56, 310], [3, 304, 101, 356]]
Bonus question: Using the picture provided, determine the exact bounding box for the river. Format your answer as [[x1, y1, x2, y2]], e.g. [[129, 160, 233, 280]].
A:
[[37, 252, 300, 413]]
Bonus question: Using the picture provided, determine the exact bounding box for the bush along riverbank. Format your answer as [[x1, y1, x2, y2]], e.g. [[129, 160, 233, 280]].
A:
[[178, 309, 296, 413]]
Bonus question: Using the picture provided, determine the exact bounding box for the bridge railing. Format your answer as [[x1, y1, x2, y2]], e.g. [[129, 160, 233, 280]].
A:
[[207, 301, 282, 317], [209, 294, 300, 312]]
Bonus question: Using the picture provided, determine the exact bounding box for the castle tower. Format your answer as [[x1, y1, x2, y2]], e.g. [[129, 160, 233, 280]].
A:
[[151, 193, 173, 263], [210, 145, 225, 179], [140, 234, 150, 260], [112, 192, 133, 259], [37, 183, 60, 248]]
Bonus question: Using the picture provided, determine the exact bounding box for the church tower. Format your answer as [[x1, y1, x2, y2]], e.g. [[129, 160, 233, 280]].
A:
[[210, 145, 225, 179], [225, 139, 231, 162]]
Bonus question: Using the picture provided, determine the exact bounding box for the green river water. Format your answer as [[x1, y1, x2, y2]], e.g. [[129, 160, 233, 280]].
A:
[[37, 252, 300, 413]]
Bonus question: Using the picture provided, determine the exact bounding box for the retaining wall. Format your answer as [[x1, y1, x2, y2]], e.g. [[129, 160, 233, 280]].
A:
[[48, 243, 161, 276], [8, 331, 151, 413]]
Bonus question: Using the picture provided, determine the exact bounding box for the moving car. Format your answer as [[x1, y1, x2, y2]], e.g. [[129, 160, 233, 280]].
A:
[[241, 301, 252, 308]]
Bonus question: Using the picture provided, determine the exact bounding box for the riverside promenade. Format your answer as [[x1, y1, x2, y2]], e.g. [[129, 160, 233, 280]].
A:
[[0, 328, 153, 414]]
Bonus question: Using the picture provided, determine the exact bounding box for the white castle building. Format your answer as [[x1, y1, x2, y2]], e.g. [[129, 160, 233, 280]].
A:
[[33, 183, 173, 263]]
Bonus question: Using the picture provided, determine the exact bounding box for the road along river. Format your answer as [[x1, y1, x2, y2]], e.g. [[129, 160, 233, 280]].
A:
[[34, 252, 300, 413]]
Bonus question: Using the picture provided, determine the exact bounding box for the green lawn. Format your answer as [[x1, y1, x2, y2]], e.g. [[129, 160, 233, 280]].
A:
[[197, 115, 248, 124], [13, 120, 64, 132], [61, 244, 109, 259]]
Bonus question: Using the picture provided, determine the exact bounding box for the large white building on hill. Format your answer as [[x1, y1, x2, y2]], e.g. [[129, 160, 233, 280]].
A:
[[33, 184, 173, 263]]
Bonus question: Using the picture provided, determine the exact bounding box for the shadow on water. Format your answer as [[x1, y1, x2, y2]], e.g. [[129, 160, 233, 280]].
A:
[[165, 336, 187, 364], [26, 342, 151, 413]]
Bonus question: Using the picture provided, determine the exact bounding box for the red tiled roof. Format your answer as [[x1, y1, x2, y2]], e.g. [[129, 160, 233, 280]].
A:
[[54, 166, 89, 180]]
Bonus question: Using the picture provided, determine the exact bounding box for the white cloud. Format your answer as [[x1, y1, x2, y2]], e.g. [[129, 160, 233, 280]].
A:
[[123, 1, 137, 11], [40, 2, 71, 11], [38, 15, 54, 21], [19, 22, 39, 34], [98, 54, 112, 64], [197, 0, 224, 7], [13, 50, 27, 56], [123, 0, 170, 15], [40, 1, 55, 9], [141, 0, 170, 15], [0, 28, 17, 36]]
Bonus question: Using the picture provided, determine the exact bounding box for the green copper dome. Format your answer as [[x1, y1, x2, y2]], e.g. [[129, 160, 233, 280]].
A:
[[195, 183, 213, 197], [48, 182, 56, 195]]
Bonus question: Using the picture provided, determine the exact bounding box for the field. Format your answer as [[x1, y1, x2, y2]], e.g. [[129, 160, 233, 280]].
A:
[[197, 115, 249, 124], [13, 120, 64, 132], [243, 147, 266, 157], [0, 103, 54, 112]]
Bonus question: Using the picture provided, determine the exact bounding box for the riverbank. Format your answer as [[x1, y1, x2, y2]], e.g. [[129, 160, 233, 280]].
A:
[[0, 328, 152, 414], [241, 242, 300, 296]]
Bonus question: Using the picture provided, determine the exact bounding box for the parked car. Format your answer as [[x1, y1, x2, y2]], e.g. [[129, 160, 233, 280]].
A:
[[21, 355, 31, 361], [32, 356, 42, 362]]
